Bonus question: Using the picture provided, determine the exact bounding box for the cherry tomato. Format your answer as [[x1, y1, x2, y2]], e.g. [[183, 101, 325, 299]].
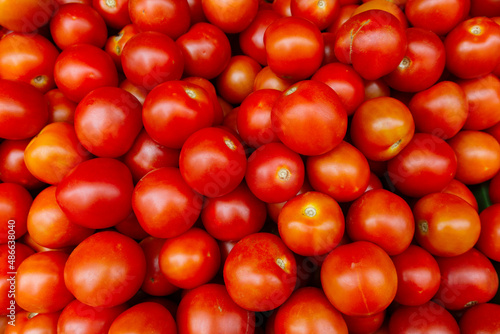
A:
[[45, 89, 77, 124], [476, 204, 500, 262], [0, 139, 44, 189], [202, 0, 259, 33], [0, 183, 32, 244], [92, 0, 130, 29], [216, 55, 262, 105], [459, 303, 500, 333], [108, 302, 177, 334], [290, 0, 340, 31], [0, 0, 57, 33]]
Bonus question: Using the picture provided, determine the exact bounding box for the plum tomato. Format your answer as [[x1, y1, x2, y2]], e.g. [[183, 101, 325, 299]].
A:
[[476, 204, 500, 262], [0, 183, 32, 244], [0, 139, 45, 189], [201, 0, 259, 33], [108, 302, 177, 334], [459, 303, 500, 333]]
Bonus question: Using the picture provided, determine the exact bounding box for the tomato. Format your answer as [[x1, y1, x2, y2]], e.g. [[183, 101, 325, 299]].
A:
[[273, 0, 292, 16], [176, 22, 232, 80], [24, 122, 91, 185], [159, 228, 220, 289], [326, 4, 358, 36], [253, 66, 296, 92], [54, 44, 119, 103], [183, 76, 224, 125], [177, 284, 255, 334], [405, 0, 469, 36], [64, 231, 146, 308], [321, 241, 398, 316], [216, 55, 262, 105], [104, 24, 140, 73], [471, 0, 500, 16], [490, 172, 500, 204], [434, 248, 499, 310], [119, 79, 149, 106], [0, 79, 49, 140], [5, 311, 60, 334], [342, 311, 386, 334], [114, 212, 149, 241], [278, 191, 344, 256], [334, 10, 407, 80], [223, 233, 297, 312], [187, 0, 206, 23], [50, 3, 108, 50], [350, 96, 415, 161], [180, 127, 247, 198], [202, 0, 259, 33], [0, 183, 32, 244], [447, 130, 500, 185], [121, 31, 184, 90], [0, 139, 44, 189], [0, 0, 57, 33], [16, 251, 74, 313], [132, 167, 203, 238], [75, 86, 143, 158], [0, 32, 59, 93], [92, 0, 130, 29], [459, 303, 500, 333], [476, 204, 500, 262], [108, 302, 177, 334], [264, 16, 324, 80], [45, 89, 77, 124], [57, 300, 127, 334], [440, 178, 478, 211], [388, 301, 460, 333], [128, 0, 190, 39], [274, 287, 348, 334], [266, 179, 313, 223], [290, 0, 340, 31], [139, 237, 178, 296], [56, 158, 134, 229], [445, 17, 500, 79], [307, 141, 370, 202], [363, 78, 390, 100], [201, 182, 267, 241], [27, 186, 94, 249]]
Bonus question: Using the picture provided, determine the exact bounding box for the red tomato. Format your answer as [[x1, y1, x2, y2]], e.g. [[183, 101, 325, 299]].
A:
[[64, 231, 146, 308], [223, 233, 297, 312], [104, 24, 140, 73], [5, 311, 60, 334], [253, 66, 297, 92], [177, 284, 255, 334], [121, 31, 184, 90], [56, 158, 134, 229], [321, 32, 338, 65], [278, 191, 345, 256], [108, 302, 177, 334], [128, 0, 190, 39], [273, 0, 292, 16], [408, 81, 468, 139], [353, 0, 407, 25], [447, 130, 500, 185], [307, 141, 370, 202], [321, 241, 398, 316], [159, 228, 220, 289], [350, 96, 415, 161], [176, 22, 232, 80], [0, 183, 32, 244], [114, 212, 149, 241], [387, 133, 457, 197], [201, 182, 267, 241], [24, 122, 91, 185], [342, 311, 386, 334], [92, 0, 130, 29], [459, 303, 500, 333], [54, 44, 119, 102], [476, 204, 500, 262], [16, 251, 74, 313], [216, 55, 262, 105], [490, 172, 500, 204], [264, 16, 324, 80], [0, 79, 49, 140], [0, 32, 59, 93], [434, 248, 499, 310], [142, 80, 214, 149], [202, 0, 259, 33], [180, 127, 247, 198], [245, 142, 305, 203], [50, 3, 108, 49], [183, 76, 224, 125], [0, 139, 44, 189], [346, 189, 414, 255], [440, 178, 479, 211], [326, 4, 358, 36], [119, 79, 149, 105], [27, 186, 94, 249], [271, 80, 347, 156], [187, 0, 206, 23], [334, 10, 407, 80], [445, 17, 500, 79], [266, 179, 313, 223], [57, 300, 127, 334], [364, 78, 390, 100], [45, 89, 77, 123], [0, 0, 57, 32], [75, 86, 143, 158], [290, 0, 340, 31], [384, 27, 446, 92], [274, 287, 348, 334], [132, 167, 203, 238], [414, 192, 481, 257]]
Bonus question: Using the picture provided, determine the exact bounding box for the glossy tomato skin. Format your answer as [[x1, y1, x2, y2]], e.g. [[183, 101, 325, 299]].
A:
[[15, 251, 74, 313], [180, 127, 247, 198], [223, 233, 297, 312], [490, 172, 500, 204], [108, 302, 177, 334], [92, 0, 130, 29], [0, 139, 45, 189], [54, 44, 119, 103], [321, 241, 398, 316], [274, 287, 348, 334], [121, 31, 184, 90], [142, 80, 214, 149], [104, 24, 140, 73], [202, 0, 259, 33], [5, 311, 60, 334], [177, 284, 256, 334], [352, 0, 407, 28], [57, 299, 127, 334], [0, 79, 49, 140], [45, 89, 77, 123], [0, 183, 32, 244], [440, 179, 478, 211], [0, 0, 57, 33], [264, 16, 324, 80], [459, 303, 500, 333], [434, 248, 499, 310], [216, 55, 262, 105], [75, 86, 143, 158], [271, 80, 347, 156], [139, 237, 178, 296], [183, 76, 224, 125], [56, 158, 134, 229], [64, 231, 146, 308], [290, 0, 340, 31], [342, 311, 386, 334], [132, 167, 203, 238], [114, 212, 149, 241], [253, 66, 297, 92], [334, 10, 407, 80], [476, 204, 500, 262]]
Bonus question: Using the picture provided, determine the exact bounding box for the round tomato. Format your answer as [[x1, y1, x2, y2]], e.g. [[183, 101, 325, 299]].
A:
[[253, 66, 297, 92], [92, 0, 130, 29], [45, 89, 77, 123], [490, 172, 500, 204], [183, 76, 224, 125], [108, 302, 176, 334], [0, 139, 44, 189], [202, 0, 259, 33], [342, 311, 386, 334], [459, 303, 500, 333], [104, 24, 140, 73], [0, 0, 57, 32], [0, 183, 32, 244], [216, 55, 262, 105], [290, 0, 340, 30], [440, 178, 478, 210], [476, 204, 500, 262]]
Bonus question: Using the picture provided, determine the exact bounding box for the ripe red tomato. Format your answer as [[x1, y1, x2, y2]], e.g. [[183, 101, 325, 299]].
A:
[[353, 0, 407, 26], [476, 204, 500, 262], [132, 167, 203, 238], [108, 302, 177, 334], [342, 311, 386, 334], [321, 241, 398, 316], [327, 4, 358, 35], [45, 89, 77, 123], [114, 212, 149, 241], [0, 183, 32, 244], [363, 78, 391, 100], [104, 24, 140, 73], [64, 231, 146, 308], [223, 233, 297, 312], [92, 0, 130, 29], [459, 303, 500, 333], [183, 76, 224, 125], [290, 0, 340, 31], [0, 0, 57, 33], [202, 0, 259, 33], [216, 55, 262, 105], [440, 179, 478, 211], [5, 311, 60, 334], [0, 139, 44, 189], [253, 66, 297, 92], [490, 172, 500, 204]]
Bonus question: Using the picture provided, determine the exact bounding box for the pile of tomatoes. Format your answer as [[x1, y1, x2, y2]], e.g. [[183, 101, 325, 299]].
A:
[[1, 0, 500, 332]]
